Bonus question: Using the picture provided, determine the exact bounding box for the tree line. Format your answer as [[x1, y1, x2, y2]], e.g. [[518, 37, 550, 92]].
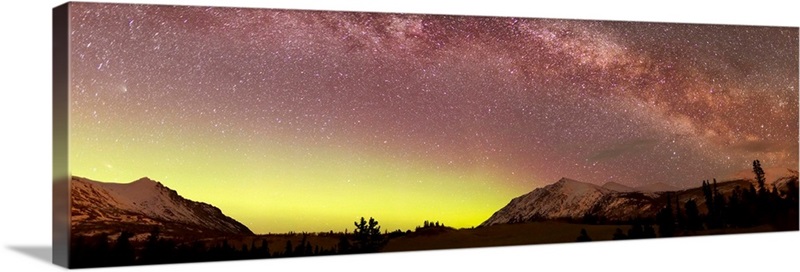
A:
[[600, 160, 798, 241], [69, 216, 391, 268]]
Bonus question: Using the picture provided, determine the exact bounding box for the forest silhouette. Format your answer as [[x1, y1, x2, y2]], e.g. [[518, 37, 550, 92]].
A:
[[70, 160, 798, 268]]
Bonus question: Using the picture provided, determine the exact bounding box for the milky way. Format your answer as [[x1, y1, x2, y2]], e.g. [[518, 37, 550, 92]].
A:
[[67, 3, 799, 232]]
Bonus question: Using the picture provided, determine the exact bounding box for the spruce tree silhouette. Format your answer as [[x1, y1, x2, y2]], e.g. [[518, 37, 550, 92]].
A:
[[701, 179, 718, 229], [337, 234, 351, 254], [684, 199, 702, 231], [141, 227, 170, 264], [627, 223, 644, 239], [754, 160, 766, 194], [95, 233, 111, 265], [612, 228, 628, 240], [781, 173, 799, 230], [260, 239, 271, 258], [742, 183, 759, 226], [656, 193, 675, 237], [642, 224, 657, 238], [786, 172, 799, 204], [71, 233, 112, 267], [294, 234, 308, 256], [727, 186, 745, 227], [69, 235, 87, 267], [219, 239, 234, 260], [353, 217, 385, 253], [712, 179, 727, 228], [702, 179, 727, 229], [576, 228, 592, 242], [283, 240, 293, 257], [753, 160, 773, 224], [110, 230, 135, 265], [674, 193, 685, 231], [304, 240, 313, 256]]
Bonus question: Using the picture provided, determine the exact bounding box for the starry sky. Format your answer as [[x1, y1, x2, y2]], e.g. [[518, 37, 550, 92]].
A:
[[67, 2, 799, 233]]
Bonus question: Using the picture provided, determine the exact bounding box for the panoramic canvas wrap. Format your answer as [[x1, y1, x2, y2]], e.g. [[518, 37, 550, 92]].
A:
[[53, 1, 799, 268]]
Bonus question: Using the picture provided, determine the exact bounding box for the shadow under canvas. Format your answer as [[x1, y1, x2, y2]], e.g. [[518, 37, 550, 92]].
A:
[[8, 246, 52, 264]]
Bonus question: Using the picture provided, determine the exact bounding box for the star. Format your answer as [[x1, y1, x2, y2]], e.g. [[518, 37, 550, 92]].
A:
[[67, 2, 798, 233]]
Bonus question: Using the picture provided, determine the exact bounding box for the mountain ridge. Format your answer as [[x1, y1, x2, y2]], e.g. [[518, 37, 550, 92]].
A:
[[601, 181, 635, 192], [479, 176, 768, 227], [70, 175, 253, 240]]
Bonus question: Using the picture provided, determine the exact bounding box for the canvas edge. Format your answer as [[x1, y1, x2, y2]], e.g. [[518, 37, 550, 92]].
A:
[[52, 1, 70, 268], [47, 1, 800, 269]]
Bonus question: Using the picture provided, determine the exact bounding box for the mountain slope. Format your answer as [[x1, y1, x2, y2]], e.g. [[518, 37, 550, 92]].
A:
[[70, 176, 253, 239], [601, 181, 635, 192], [480, 178, 612, 226], [480, 177, 755, 227]]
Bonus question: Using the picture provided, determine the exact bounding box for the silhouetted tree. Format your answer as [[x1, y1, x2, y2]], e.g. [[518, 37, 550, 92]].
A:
[[240, 244, 250, 259], [173, 239, 207, 263], [727, 186, 745, 227], [260, 239, 271, 258], [69, 235, 88, 267], [109, 231, 134, 265], [702, 178, 727, 229], [612, 228, 628, 240], [337, 235, 351, 254], [780, 173, 799, 230], [642, 224, 657, 238], [657, 193, 675, 237], [684, 199, 702, 231], [143, 226, 162, 259], [674, 193, 685, 231], [353, 217, 385, 253], [712, 179, 727, 228], [70, 233, 112, 268], [627, 223, 644, 239], [304, 241, 313, 256], [754, 160, 766, 194], [743, 183, 759, 225], [753, 160, 775, 224], [283, 240, 293, 257], [576, 228, 592, 242], [294, 234, 308, 256], [702, 180, 714, 215], [786, 171, 799, 204], [140, 227, 175, 264]]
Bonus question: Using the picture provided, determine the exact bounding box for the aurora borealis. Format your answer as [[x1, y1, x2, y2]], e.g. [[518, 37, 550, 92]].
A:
[[67, 3, 799, 233]]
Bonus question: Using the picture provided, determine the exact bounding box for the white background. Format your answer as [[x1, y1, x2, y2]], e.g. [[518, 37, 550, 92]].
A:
[[1, 0, 798, 271]]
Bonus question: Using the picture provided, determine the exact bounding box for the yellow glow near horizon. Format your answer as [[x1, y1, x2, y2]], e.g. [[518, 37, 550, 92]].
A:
[[69, 120, 524, 234]]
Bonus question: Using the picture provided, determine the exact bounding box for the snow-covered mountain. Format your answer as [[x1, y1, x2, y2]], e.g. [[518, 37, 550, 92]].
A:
[[70, 176, 253, 239], [480, 177, 755, 227], [481, 178, 623, 226]]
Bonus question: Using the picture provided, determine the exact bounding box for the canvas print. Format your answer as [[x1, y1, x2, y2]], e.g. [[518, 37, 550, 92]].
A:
[[54, 1, 799, 268]]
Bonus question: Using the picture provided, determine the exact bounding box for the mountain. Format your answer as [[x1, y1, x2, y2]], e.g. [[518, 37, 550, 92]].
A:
[[634, 182, 679, 192], [601, 181, 679, 193], [601, 181, 635, 192], [731, 167, 795, 186], [70, 176, 253, 240], [773, 174, 799, 194], [480, 177, 754, 227], [481, 178, 615, 226]]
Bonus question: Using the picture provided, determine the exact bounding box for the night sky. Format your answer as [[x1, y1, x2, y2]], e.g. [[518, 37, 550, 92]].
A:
[[68, 3, 799, 233]]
